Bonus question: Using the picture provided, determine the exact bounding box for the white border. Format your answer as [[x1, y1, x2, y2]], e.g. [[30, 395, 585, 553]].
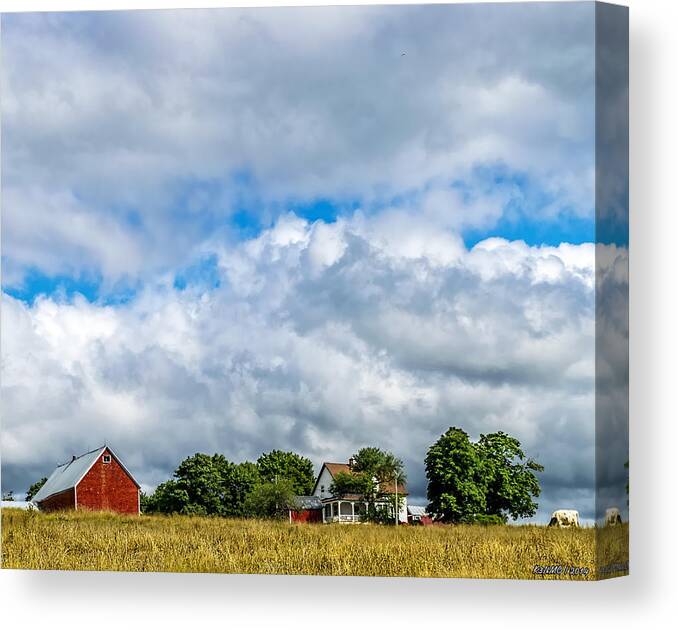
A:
[[3, 2, 677, 630]]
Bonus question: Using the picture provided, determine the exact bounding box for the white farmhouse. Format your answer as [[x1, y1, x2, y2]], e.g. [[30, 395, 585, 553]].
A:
[[310, 461, 408, 524]]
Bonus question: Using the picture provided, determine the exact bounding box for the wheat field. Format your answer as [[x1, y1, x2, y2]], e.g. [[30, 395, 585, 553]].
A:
[[0, 508, 628, 579]]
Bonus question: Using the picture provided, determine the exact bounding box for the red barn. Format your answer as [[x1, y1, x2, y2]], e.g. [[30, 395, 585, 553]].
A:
[[32, 446, 140, 514], [288, 495, 323, 523]]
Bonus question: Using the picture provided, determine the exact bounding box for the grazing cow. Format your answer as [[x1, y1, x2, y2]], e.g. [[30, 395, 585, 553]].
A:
[[548, 509, 580, 528], [605, 507, 622, 526]]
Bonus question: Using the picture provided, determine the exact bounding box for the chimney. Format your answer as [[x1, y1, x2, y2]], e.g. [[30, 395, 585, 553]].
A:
[[348, 457, 355, 470]]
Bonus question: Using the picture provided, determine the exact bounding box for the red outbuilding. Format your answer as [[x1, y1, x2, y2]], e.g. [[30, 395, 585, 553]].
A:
[[288, 495, 323, 523], [32, 446, 141, 514], [407, 505, 433, 525]]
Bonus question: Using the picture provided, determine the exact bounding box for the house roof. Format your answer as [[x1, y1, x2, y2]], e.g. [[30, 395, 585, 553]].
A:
[[317, 462, 408, 495], [324, 462, 351, 477], [32, 446, 140, 504], [378, 478, 407, 495], [408, 505, 428, 516]]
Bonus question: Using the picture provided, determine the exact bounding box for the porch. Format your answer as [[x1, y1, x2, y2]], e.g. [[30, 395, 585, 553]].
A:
[[321, 497, 394, 523]]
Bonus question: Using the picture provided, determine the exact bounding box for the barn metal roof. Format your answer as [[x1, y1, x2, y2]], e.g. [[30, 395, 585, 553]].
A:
[[407, 505, 428, 516], [32, 447, 107, 503], [293, 496, 323, 510]]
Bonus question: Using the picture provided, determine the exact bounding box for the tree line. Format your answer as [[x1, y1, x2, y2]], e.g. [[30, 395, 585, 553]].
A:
[[140, 446, 407, 521], [140, 430, 545, 524], [17, 428, 550, 524], [141, 450, 316, 518]]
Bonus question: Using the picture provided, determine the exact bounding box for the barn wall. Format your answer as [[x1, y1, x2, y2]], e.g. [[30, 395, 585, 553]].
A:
[[76, 449, 139, 514], [290, 509, 323, 524], [38, 488, 75, 512]]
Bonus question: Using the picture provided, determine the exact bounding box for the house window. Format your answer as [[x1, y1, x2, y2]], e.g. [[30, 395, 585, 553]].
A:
[[102, 455, 111, 464], [320, 485, 325, 494]]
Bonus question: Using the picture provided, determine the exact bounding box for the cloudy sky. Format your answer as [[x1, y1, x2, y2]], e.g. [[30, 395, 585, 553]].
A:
[[1, 3, 626, 521]]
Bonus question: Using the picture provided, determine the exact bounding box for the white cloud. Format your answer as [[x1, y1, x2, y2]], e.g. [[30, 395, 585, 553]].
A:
[[1, 3, 596, 285], [0, 213, 621, 522], [0, 4, 627, 522]]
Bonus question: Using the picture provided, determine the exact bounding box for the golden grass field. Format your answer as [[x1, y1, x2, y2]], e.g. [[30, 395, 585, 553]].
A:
[[1, 508, 628, 580]]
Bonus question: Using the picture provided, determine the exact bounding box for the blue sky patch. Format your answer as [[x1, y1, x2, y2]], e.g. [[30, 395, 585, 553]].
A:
[[173, 254, 221, 292], [3, 266, 138, 306]]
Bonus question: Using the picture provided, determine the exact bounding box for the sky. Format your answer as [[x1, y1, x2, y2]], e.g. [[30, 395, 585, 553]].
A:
[[0, 3, 628, 522]]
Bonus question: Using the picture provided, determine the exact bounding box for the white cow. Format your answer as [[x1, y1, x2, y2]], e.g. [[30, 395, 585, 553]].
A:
[[604, 507, 622, 526], [548, 509, 580, 528]]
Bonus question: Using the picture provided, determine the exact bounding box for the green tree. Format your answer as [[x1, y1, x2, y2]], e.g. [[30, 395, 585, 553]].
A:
[[143, 480, 191, 514], [256, 450, 315, 495], [329, 471, 375, 498], [2, 490, 15, 501], [425, 428, 487, 522], [139, 491, 152, 513], [367, 492, 406, 525], [143, 454, 260, 516], [221, 461, 261, 517], [351, 447, 406, 486], [477, 432, 543, 521], [330, 447, 407, 524], [25, 477, 48, 502], [425, 427, 543, 523], [173, 453, 228, 515], [244, 478, 297, 519]]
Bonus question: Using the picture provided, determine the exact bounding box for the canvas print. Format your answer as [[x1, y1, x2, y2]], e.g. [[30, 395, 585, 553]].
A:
[[0, 2, 629, 580]]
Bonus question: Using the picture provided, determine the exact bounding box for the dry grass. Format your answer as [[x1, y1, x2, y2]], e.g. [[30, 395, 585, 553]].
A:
[[1, 508, 628, 579]]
